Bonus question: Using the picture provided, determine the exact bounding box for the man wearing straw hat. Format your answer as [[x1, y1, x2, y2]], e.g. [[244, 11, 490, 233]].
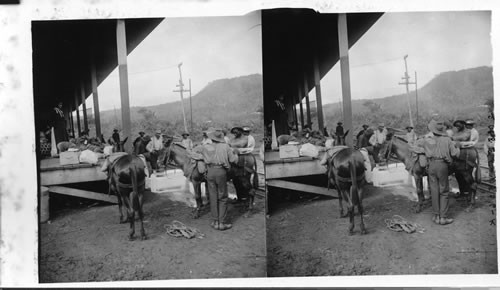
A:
[[415, 119, 460, 225], [205, 129, 238, 230], [146, 129, 164, 170], [181, 132, 193, 150]]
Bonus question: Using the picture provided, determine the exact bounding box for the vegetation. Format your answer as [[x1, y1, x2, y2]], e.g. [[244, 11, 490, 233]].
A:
[[323, 66, 494, 136], [98, 74, 264, 144]]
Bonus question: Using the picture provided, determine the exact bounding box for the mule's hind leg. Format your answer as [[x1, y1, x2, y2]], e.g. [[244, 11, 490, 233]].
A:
[[414, 176, 425, 213], [357, 188, 367, 234], [138, 193, 147, 240], [128, 192, 136, 241], [192, 182, 203, 219]]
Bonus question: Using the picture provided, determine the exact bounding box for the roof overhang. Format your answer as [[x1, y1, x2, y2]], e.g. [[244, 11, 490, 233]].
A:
[[262, 9, 383, 112], [32, 18, 163, 124]]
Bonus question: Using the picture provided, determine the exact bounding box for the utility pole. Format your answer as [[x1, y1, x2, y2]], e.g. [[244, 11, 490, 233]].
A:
[[414, 71, 419, 128], [398, 55, 416, 128], [189, 79, 193, 133], [173, 62, 189, 133]]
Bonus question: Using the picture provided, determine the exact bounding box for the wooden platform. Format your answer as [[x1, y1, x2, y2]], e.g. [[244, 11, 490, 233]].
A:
[[264, 151, 326, 179], [40, 157, 107, 186], [265, 150, 336, 197], [39, 157, 117, 205]]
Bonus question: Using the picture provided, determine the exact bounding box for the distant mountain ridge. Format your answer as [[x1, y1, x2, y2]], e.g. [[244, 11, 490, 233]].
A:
[[99, 74, 263, 138], [323, 66, 494, 132]]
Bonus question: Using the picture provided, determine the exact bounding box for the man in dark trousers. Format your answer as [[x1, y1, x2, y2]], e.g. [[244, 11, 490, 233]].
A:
[[52, 101, 68, 144], [335, 121, 344, 145], [205, 129, 238, 231], [415, 119, 460, 225], [356, 124, 369, 146]]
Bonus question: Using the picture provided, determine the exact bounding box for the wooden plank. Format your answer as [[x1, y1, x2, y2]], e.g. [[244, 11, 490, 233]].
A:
[[265, 161, 326, 179], [40, 164, 107, 186], [49, 185, 118, 204], [338, 13, 353, 147], [267, 179, 337, 198], [117, 19, 132, 153]]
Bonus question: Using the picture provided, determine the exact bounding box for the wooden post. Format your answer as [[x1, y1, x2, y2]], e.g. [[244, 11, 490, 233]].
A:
[[74, 90, 81, 135], [298, 82, 304, 129], [80, 81, 88, 132], [313, 56, 324, 132], [292, 96, 298, 130], [338, 13, 353, 147], [304, 74, 311, 128], [69, 105, 74, 137], [91, 60, 101, 138], [116, 19, 132, 153]]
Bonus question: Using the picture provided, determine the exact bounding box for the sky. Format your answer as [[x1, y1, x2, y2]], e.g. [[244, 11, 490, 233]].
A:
[[92, 12, 262, 111], [317, 10, 492, 105], [89, 10, 491, 111]]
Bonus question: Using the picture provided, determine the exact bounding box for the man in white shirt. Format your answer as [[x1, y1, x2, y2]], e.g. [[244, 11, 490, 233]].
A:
[[369, 123, 388, 164], [181, 132, 194, 150], [201, 131, 213, 145], [461, 119, 479, 148], [405, 126, 417, 145], [146, 129, 164, 170], [243, 127, 255, 152]]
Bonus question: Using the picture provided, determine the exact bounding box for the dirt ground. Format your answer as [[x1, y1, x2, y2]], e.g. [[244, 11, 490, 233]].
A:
[[267, 180, 497, 276], [39, 186, 266, 282]]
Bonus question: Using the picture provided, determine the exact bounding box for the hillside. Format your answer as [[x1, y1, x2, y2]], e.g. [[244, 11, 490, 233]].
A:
[[99, 74, 263, 141], [323, 66, 494, 134]]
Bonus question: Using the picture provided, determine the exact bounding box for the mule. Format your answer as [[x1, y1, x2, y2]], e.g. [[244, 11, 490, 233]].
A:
[[157, 139, 259, 218], [108, 136, 129, 153], [379, 133, 480, 212], [109, 154, 147, 240], [326, 147, 367, 235]]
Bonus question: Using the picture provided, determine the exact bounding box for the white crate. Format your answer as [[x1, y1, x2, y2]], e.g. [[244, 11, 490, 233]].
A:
[[372, 163, 412, 187]]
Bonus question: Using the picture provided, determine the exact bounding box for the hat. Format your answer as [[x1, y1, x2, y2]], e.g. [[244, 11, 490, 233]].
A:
[[208, 130, 226, 143], [362, 124, 369, 128], [113, 128, 118, 132], [231, 126, 243, 134], [155, 129, 162, 134], [139, 131, 145, 135], [337, 122, 343, 125], [182, 132, 190, 136], [378, 123, 385, 127], [465, 119, 475, 125], [405, 126, 413, 130], [242, 127, 251, 132], [429, 120, 447, 136], [453, 120, 466, 127]]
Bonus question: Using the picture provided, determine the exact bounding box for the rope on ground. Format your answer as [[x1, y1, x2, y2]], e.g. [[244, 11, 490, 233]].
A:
[[164, 220, 204, 239], [384, 215, 425, 234]]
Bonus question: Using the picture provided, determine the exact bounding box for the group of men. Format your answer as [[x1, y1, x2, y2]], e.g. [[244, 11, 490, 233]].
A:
[[353, 118, 494, 226], [130, 126, 256, 231]]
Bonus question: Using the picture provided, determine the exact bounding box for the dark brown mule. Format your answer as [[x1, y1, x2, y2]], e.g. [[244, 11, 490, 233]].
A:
[[228, 150, 259, 216], [109, 154, 147, 240], [379, 133, 480, 212], [109, 136, 129, 153], [157, 140, 209, 218], [326, 147, 367, 235]]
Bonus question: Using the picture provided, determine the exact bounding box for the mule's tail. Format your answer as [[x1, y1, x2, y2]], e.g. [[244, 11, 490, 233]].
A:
[[252, 154, 259, 189], [349, 154, 359, 204], [130, 166, 139, 211]]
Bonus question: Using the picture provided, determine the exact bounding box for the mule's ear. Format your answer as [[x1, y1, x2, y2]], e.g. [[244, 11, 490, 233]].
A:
[[122, 137, 128, 144], [343, 129, 350, 138]]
